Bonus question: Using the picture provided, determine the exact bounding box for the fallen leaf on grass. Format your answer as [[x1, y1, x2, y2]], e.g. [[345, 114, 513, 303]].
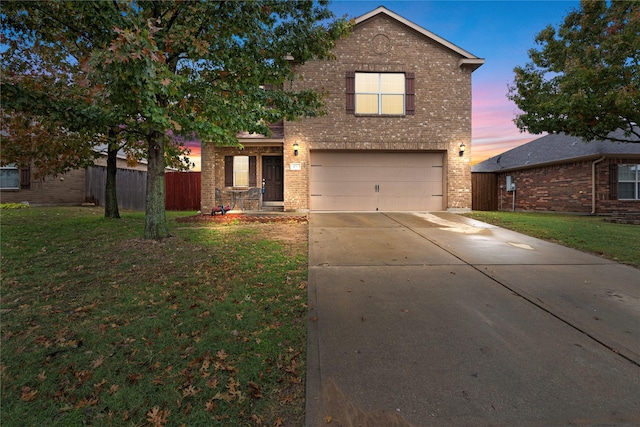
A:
[[72, 302, 97, 314], [182, 384, 201, 397], [182, 402, 192, 416], [92, 355, 105, 369], [204, 399, 217, 412], [248, 381, 263, 399], [74, 395, 99, 408], [126, 373, 143, 384], [21, 386, 38, 402], [146, 406, 171, 427]]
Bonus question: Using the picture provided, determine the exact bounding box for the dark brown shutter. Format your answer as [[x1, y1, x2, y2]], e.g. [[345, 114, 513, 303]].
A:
[[249, 156, 257, 187], [405, 72, 415, 115], [346, 71, 355, 114], [225, 156, 233, 187], [609, 163, 618, 200], [20, 165, 31, 190]]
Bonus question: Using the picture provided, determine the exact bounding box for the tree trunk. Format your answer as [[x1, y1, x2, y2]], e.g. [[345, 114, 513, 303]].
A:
[[144, 130, 169, 240], [104, 134, 120, 219]]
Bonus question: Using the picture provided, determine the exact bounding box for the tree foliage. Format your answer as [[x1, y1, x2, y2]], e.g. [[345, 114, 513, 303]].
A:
[[1, 1, 351, 238], [508, 0, 640, 142]]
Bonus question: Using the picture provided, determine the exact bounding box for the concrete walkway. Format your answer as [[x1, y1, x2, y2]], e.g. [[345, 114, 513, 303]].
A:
[[306, 212, 640, 427]]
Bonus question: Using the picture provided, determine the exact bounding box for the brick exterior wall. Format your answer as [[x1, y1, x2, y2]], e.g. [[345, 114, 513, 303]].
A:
[[200, 12, 478, 213], [1, 167, 87, 206], [495, 158, 640, 214], [0, 157, 146, 206], [284, 13, 475, 211]]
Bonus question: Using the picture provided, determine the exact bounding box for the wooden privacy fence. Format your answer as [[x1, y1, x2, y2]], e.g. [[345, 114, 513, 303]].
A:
[[85, 166, 147, 211], [472, 172, 498, 211], [165, 171, 201, 211]]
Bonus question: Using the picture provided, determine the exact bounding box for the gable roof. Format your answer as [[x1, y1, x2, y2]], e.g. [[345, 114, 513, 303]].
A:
[[356, 6, 485, 71], [472, 130, 640, 173]]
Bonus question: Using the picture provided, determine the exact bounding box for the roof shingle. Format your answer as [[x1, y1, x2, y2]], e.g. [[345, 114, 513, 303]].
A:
[[472, 131, 640, 173]]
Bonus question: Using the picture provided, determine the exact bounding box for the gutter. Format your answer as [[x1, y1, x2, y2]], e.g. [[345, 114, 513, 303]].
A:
[[591, 156, 606, 214]]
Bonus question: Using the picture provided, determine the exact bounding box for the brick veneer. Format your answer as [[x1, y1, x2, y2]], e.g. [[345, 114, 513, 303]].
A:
[[0, 157, 146, 206], [201, 12, 478, 212], [285, 14, 474, 211], [496, 158, 640, 214]]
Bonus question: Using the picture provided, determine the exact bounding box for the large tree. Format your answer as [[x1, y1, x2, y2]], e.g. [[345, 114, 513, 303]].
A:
[[508, 0, 640, 143], [1, 1, 351, 239]]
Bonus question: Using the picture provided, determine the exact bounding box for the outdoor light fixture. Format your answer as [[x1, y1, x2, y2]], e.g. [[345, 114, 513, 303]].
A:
[[459, 142, 466, 157], [293, 142, 299, 156]]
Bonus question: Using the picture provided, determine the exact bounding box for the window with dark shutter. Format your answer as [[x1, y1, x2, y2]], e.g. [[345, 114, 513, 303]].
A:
[[609, 164, 618, 200], [346, 71, 355, 114], [349, 71, 410, 115], [225, 156, 233, 187], [405, 72, 415, 115]]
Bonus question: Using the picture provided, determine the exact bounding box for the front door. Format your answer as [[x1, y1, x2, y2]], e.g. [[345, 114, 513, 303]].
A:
[[262, 156, 283, 202]]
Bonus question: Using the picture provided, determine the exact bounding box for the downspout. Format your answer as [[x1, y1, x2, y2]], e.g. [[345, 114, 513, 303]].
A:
[[592, 156, 606, 215]]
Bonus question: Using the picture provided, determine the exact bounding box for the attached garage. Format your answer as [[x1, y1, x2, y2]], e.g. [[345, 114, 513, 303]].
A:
[[310, 151, 444, 211]]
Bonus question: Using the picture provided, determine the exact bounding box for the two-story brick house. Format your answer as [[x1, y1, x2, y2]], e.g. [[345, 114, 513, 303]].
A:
[[200, 6, 484, 213]]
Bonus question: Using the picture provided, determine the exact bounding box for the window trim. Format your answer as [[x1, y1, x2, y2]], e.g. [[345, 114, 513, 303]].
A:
[[224, 156, 257, 188], [346, 71, 415, 116], [617, 163, 640, 200], [0, 164, 20, 190]]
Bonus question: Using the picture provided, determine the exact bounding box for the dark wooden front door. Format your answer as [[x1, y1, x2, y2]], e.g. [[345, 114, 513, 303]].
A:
[[262, 156, 283, 202]]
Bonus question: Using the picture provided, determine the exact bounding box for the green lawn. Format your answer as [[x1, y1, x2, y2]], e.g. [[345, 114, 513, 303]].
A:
[[464, 211, 640, 268], [1, 206, 308, 426]]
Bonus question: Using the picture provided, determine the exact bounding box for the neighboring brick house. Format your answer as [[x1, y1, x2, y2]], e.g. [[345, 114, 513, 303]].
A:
[[472, 131, 640, 214], [0, 152, 147, 209], [200, 6, 484, 213]]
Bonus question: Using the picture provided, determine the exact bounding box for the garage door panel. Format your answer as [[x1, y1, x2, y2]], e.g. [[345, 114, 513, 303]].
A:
[[311, 181, 375, 196], [310, 195, 376, 211], [310, 152, 444, 211]]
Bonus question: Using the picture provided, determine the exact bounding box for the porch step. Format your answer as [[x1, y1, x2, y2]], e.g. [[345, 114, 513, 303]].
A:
[[260, 206, 285, 212]]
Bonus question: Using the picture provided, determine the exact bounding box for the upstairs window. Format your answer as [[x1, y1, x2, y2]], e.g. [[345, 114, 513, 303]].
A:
[[346, 71, 414, 116]]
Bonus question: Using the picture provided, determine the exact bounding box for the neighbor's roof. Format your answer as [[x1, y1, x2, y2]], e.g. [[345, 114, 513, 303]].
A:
[[472, 130, 640, 173], [356, 6, 485, 70]]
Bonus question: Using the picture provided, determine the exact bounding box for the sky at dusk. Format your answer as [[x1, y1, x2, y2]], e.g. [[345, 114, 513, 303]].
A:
[[187, 0, 580, 169], [332, 0, 580, 165]]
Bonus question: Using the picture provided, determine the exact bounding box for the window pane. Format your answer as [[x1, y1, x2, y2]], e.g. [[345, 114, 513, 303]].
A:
[[381, 94, 404, 114], [618, 165, 636, 181], [233, 156, 249, 187], [618, 182, 635, 199], [355, 73, 378, 93], [0, 167, 19, 189], [380, 73, 404, 93], [356, 94, 379, 114]]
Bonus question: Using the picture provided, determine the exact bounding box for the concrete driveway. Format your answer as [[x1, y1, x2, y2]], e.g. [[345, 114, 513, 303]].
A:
[[306, 212, 640, 427]]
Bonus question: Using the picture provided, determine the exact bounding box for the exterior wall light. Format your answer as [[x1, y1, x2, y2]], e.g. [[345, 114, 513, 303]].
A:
[[459, 142, 466, 157], [293, 142, 299, 156]]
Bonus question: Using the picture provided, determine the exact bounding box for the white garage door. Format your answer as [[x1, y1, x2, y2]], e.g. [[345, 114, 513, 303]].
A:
[[310, 152, 443, 211]]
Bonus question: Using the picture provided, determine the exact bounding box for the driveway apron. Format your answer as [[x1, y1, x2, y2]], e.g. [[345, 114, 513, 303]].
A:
[[306, 212, 640, 427]]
